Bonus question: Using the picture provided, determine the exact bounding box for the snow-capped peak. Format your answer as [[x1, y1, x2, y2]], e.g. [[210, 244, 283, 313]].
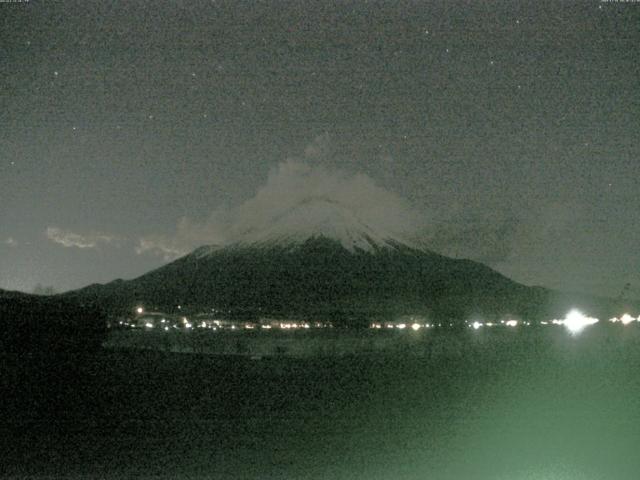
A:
[[228, 196, 419, 253]]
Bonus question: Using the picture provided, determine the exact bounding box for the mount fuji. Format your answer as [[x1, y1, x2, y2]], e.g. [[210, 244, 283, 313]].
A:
[[63, 198, 630, 324]]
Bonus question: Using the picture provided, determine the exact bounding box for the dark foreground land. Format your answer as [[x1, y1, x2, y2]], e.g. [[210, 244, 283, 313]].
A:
[[3, 326, 640, 480]]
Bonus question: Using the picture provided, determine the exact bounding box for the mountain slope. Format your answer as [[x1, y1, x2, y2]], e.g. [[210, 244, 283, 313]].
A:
[[61, 198, 637, 324], [62, 236, 558, 323]]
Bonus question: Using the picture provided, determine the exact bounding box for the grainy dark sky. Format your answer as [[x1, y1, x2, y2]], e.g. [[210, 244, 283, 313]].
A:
[[1, 0, 638, 298]]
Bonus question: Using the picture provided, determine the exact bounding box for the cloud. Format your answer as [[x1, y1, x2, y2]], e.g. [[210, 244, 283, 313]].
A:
[[46, 227, 118, 249], [228, 159, 422, 240], [303, 132, 333, 159], [136, 138, 425, 259], [419, 200, 588, 267], [136, 214, 227, 261], [135, 237, 189, 261], [4, 237, 18, 247], [421, 215, 520, 264]]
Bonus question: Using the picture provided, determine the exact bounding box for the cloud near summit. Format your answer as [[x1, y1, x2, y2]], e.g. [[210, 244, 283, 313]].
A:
[[228, 160, 422, 239], [137, 157, 424, 260], [46, 227, 119, 249]]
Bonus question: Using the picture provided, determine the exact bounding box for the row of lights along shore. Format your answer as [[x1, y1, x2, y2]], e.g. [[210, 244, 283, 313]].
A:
[[129, 306, 638, 336]]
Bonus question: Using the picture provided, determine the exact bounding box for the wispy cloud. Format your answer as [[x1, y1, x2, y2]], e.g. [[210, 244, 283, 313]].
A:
[[4, 237, 18, 247], [135, 215, 226, 260], [419, 213, 521, 264], [46, 227, 118, 249], [135, 237, 189, 261]]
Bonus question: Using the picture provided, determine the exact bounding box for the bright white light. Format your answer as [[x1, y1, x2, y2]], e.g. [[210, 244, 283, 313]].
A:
[[561, 310, 599, 334], [164, 326, 169, 331], [472, 321, 482, 330], [411, 323, 421, 331], [145, 322, 153, 329], [136, 307, 144, 314], [486, 322, 494, 327], [620, 314, 635, 325], [505, 320, 518, 327], [540, 321, 548, 325], [185, 322, 192, 329], [396, 323, 406, 330], [261, 325, 272, 329]]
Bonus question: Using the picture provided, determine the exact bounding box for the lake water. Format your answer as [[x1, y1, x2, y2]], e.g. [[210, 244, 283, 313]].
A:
[[3, 324, 640, 479]]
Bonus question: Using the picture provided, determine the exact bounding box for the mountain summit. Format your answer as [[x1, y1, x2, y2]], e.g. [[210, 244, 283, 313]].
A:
[[219, 196, 420, 253]]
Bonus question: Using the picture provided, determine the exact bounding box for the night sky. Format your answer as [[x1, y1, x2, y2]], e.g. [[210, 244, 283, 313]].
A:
[[1, 1, 638, 298]]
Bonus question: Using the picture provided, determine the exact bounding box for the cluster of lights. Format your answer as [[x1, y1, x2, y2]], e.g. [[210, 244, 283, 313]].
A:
[[551, 310, 599, 334], [609, 314, 639, 325], [278, 322, 312, 330], [470, 319, 527, 329], [468, 311, 608, 335], [370, 322, 433, 330]]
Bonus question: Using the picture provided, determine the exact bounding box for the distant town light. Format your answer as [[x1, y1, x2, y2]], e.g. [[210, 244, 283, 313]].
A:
[[411, 323, 421, 331], [505, 320, 518, 327], [396, 323, 406, 330], [472, 321, 482, 330], [145, 322, 153, 329], [136, 306, 144, 314], [562, 309, 598, 334], [620, 314, 635, 325]]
